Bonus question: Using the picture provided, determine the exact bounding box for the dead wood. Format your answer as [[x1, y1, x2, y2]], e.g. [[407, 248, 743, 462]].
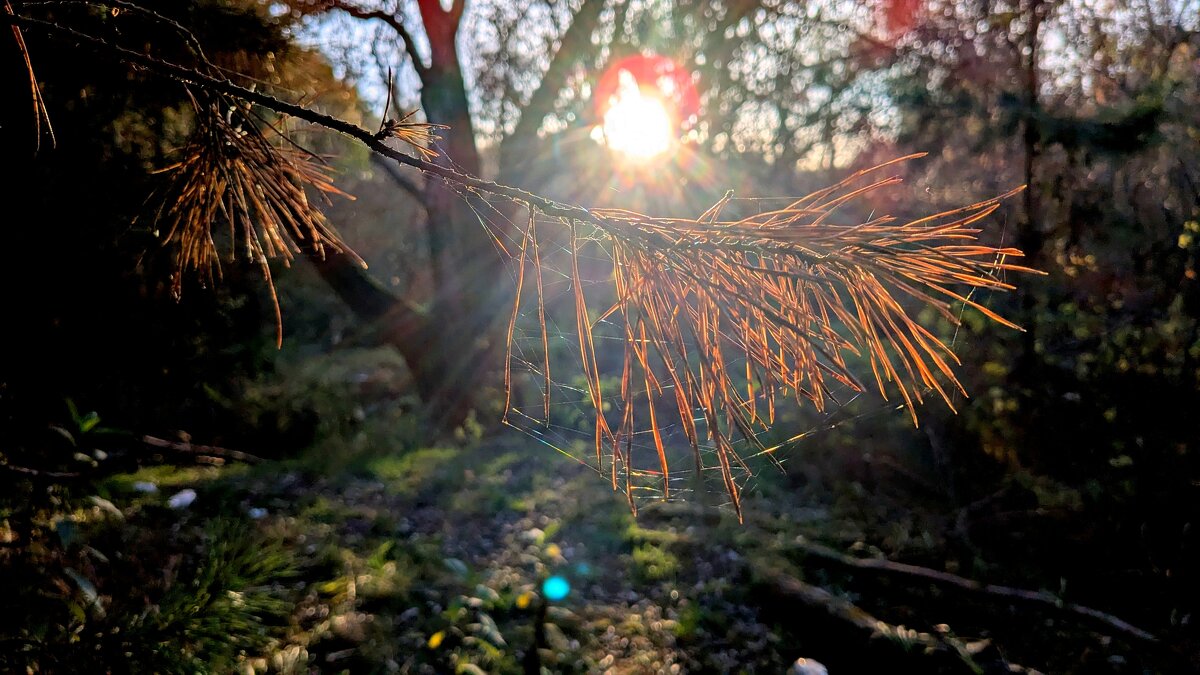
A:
[[141, 435, 263, 464], [752, 563, 1040, 674], [787, 536, 1158, 645]]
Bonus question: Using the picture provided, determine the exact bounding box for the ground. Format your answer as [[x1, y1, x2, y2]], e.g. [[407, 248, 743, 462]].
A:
[[91, 348, 1170, 674]]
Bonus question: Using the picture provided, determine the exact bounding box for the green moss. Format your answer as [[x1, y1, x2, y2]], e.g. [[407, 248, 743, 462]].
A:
[[367, 446, 463, 494], [105, 464, 227, 494], [300, 495, 355, 524], [673, 603, 702, 639], [631, 543, 679, 582], [625, 523, 681, 546]]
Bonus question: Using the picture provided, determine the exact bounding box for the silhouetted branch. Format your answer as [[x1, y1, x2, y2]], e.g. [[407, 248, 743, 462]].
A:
[[4, 11, 1040, 517], [502, 0, 606, 165], [0, 463, 80, 479], [3, 13, 602, 219], [298, 0, 428, 78]]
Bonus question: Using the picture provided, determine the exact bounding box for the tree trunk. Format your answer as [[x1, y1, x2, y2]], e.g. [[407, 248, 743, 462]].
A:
[[308, 0, 514, 430], [1016, 0, 1045, 376]]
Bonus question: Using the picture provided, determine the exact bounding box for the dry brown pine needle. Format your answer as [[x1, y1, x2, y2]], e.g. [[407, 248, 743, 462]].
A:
[[503, 154, 1043, 520], [151, 101, 361, 346]]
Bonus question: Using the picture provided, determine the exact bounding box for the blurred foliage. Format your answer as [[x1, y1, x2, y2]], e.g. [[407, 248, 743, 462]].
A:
[[0, 438, 296, 673], [4, 1, 277, 439], [0, 1, 368, 670], [866, 0, 1200, 640]]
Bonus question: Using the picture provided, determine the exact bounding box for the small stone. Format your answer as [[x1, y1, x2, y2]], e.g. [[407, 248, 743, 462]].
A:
[[167, 489, 197, 509], [792, 658, 829, 675]]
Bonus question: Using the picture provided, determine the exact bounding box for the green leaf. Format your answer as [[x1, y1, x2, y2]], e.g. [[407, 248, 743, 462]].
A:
[[79, 412, 101, 434], [48, 425, 76, 447]]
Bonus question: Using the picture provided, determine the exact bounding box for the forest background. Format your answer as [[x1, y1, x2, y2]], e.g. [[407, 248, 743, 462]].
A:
[[0, 0, 1197, 672]]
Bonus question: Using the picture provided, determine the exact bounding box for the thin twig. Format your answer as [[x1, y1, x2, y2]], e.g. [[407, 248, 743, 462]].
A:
[[0, 463, 80, 479], [141, 435, 263, 464], [1, 13, 627, 225], [753, 562, 1038, 673], [300, 0, 429, 78], [4, 0, 54, 150], [788, 537, 1159, 644]]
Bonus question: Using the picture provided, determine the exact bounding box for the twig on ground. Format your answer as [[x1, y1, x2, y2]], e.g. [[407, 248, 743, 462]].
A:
[[0, 463, 80, 479], [753, 563, 1040, 674], [141, 435, 263, 464], [788, 537, 1158, 644]]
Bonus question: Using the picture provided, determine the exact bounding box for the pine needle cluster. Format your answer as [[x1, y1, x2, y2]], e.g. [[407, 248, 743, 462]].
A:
[[505, 155, 1041, 518]]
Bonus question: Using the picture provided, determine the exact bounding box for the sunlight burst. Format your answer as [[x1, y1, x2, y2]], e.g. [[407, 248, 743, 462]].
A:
[[596, 71, 674, 162]]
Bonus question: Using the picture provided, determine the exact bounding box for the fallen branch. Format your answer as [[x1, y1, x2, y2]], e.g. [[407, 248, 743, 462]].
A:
[[0, 463, 80, 479], [141, 435, 263, 464], [752, 563, 1038, 674], [788, 537, 1158, 644]]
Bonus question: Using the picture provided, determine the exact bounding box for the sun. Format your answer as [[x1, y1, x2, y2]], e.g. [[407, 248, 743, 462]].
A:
[[592, 54, 698, 166], [598, 72, 674, 161]]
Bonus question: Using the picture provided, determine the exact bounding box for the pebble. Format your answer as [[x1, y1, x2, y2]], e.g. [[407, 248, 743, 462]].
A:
[[792, 658, 829, 675]]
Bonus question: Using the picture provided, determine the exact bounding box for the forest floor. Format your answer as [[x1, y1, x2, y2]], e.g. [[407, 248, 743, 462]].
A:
[[101, 349, 1177, 674]]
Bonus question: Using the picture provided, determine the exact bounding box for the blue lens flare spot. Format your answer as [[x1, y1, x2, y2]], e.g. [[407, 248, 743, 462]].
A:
[[542, 575, 570, 602]]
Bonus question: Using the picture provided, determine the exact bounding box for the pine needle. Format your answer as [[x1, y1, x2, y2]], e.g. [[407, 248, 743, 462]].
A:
[[152, 100, 361, 347], [506, 157, 1042, 521]]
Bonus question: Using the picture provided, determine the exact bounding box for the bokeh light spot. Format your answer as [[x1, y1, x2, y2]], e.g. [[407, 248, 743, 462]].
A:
[[542, 575, 570, 601], [516, 591, 533, 609], [426, 630, 445, 649]]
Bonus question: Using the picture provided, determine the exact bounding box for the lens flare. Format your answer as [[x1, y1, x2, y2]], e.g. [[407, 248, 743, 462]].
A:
[[541, 575, 570, 601]]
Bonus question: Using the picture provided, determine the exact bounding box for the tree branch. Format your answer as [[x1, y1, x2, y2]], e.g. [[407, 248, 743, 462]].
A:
[[303, 0, 428, 79], [501, 0, 606, 170], [5, 11, 1041, 496], [752, 563, 1036, 673], [788, 537, 1159, 645], [4, 12, 601, 228], [0, 463, 80, 479]]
